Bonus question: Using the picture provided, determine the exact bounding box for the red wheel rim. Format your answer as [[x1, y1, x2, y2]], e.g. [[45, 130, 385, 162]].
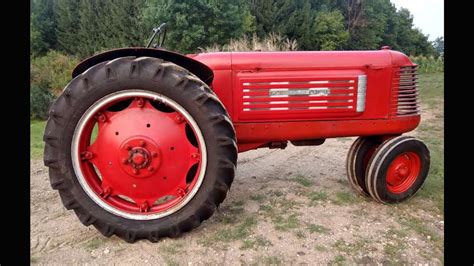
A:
[[385, 152, 421, 194], [71, 90, 207, 220]]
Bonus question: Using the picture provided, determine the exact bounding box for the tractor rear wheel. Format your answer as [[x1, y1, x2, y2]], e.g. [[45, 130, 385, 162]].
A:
[[346, 137, 383, 196], [365, 136, 430, 203], [43, 57, 237, 242]]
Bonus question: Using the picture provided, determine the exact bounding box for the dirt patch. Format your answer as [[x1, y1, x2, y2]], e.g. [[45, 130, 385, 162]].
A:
[[31, 130, 443, 264]]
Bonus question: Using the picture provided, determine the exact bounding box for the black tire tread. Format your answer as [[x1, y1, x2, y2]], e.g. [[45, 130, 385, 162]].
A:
[[43, 56, 237, 242]]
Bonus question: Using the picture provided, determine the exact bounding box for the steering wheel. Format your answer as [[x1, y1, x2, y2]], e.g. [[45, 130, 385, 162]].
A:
[[146, 23, 167, 48]]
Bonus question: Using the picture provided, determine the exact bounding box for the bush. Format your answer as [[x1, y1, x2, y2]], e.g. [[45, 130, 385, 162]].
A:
[[31, 51, 79, 95], [31, 85, 54, 120]]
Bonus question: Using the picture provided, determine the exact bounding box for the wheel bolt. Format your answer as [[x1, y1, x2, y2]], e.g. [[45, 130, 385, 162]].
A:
[[122, 158, 128, 164], [177, 188, 186, 197], [133, 169, 139, 175], [191, 153, 200, 160], [81, 151, 93, 161], [100, 187, 112, 199], [148, 166, 155, 172], [137, 98, 144, 108], [126, 145, 132, 151], [139, 202, 149, 212], [140, 140, 146, 147], [97, 114, 106, 123], [151, 151, 158, 157], [175, 114, 184, 124]]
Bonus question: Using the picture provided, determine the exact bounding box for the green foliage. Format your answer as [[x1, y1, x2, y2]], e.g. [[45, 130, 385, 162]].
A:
[[410, 56, 444, 74], [55, 0, 147, 58], [312, 10, 348, 50], [30, 85, 54, 120], [30, 0, 437, 56], [142, 0, 252, 53], [30, 51, 79, 95], [54, 0, 81, 55], [31, 0, 57, 56], [432, 37, 444, 56]]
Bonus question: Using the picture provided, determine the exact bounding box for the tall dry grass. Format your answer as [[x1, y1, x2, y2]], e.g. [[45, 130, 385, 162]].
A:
[[200, 33, 298, 52]]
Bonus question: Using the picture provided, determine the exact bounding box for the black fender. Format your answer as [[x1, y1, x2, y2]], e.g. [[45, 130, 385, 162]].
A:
[[72, 47, 214, 85]]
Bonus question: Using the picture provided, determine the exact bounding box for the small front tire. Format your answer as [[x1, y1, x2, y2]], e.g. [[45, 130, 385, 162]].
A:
[[365, 136, 430, 203], [346, 136, 383, 197]]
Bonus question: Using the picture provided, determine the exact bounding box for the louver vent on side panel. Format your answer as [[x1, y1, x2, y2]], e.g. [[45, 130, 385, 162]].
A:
[[241, 77, 360, 112], [391, 66, 420, 116]]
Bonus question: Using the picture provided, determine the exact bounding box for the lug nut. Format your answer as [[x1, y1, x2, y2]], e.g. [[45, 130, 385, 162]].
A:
[[100, 187, 112, 198], [133, 169, 139, 175], [97, 113, 106, 123], [191, 153, 200, 160], [151, 151, 158, 157], [175, 114, 184, 124], [177, 188, 186, 197], [148, 166, 155, 172], [126, 145, 132, 151], [122, 158, 128, 164], [137, 98, 144, 107], [139, 140, 146, 147], [139, 202, 149, 212], [81, 151, 93, 161]]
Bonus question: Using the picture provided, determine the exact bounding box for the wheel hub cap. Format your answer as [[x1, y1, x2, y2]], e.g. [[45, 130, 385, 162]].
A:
[[119, 138, 161, 178], [386, 152, 421, 194]]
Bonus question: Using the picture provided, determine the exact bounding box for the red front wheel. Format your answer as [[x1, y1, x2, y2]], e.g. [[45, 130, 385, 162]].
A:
[[365, 136, 430, 203], [43, 57, 237, 242]]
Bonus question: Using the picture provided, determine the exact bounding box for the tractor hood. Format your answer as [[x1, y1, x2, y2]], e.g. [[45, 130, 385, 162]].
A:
[[190, 49, 414, 72]]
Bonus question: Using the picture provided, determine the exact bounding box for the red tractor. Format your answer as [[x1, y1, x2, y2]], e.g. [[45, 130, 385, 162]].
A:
[[43, 25, 430, 242]]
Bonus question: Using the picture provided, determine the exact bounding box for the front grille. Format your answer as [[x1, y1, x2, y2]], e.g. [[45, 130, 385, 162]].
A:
[[390, 66, 420, 116]]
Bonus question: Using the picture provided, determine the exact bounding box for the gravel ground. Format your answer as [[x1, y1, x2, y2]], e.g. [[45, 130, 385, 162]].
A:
[[31, 115, 444, 264]]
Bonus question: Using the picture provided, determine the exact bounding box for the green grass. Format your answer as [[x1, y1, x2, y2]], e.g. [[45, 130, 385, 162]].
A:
[[307, 191, 328, 203], [215, 201, 245, 224], [249, 194, 266, 202], [416, 73, 444, 213], [329, 254, 346, 265], [382, 228, 408, 262], [199, 216, 258, 246], [332, 191, 358, 205], [262, 256, 283, 265], [418, 73, 444, 108], [160, 242, 184, 254], [307, 223, 330, 234], [295, 230, 306, 239], [397, 215, 440, 244], [240, 235, 272, 250], [31, 257, 39, 264], [314, 245, 328, 252], [292, 175, 313, 187], [84, 237, 104, 250], [273, 213, 300, 231], [31, 120, 46, 159]]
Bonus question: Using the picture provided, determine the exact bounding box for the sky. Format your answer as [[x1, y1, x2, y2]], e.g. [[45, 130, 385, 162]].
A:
[[390, 0, 444, 41]]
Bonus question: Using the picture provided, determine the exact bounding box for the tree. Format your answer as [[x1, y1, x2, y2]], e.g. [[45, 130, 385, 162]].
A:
[[55, 0, 147, 58], [337, 0, 391, 50], [54, 0, 81, 55], [142, 0, 252, 53], [31, 0, 57, 56], [432, 36, 444, 56], [312, 10, 349, 50]]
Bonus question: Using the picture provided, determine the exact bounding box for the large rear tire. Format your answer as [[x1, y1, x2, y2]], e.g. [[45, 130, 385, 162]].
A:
[[43, 57, 237, 242]]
